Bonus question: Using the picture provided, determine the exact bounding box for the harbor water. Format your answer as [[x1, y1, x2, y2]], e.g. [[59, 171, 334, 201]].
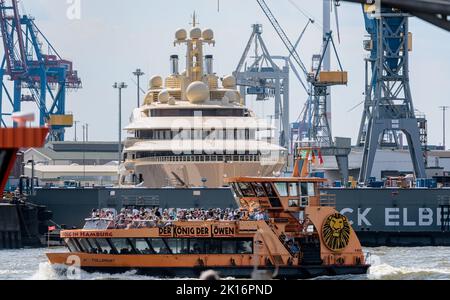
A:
[[1, 247, 449, 280]]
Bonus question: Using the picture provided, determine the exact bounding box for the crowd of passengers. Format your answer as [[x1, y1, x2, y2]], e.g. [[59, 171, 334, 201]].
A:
[[88, 207, 269, 229]]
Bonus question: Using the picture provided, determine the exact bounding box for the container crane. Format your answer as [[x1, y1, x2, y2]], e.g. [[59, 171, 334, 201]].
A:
[[0, 0, 82, 141]]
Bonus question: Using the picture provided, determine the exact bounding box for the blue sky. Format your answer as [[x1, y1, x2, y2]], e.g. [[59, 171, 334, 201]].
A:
[[11, 0, 450, 146]]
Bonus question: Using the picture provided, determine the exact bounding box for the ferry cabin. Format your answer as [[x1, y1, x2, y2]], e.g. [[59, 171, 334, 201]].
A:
[[47, 177, 368, 279]]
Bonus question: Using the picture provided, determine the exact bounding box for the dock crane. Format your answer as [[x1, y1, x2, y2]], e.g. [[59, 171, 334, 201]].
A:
[[256, 0, 348, 147], [256, 0, 351, 182], [0, 0, 82, 141]]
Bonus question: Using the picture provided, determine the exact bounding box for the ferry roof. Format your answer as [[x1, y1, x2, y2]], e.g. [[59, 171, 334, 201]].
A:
[[125, 117, 275, 130], [125, 140, 286, 152], [225, 176, 327, 183]]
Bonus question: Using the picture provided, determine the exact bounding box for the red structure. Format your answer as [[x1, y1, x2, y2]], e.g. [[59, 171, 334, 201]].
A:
[[0, 127, 48, 193]]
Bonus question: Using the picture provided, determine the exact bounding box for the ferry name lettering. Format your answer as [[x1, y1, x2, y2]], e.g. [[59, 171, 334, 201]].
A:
[[61, 231, 112, 238], [213, 226, 235, 236], [158, 226, 173, 236], [174, 226, 210, 236]]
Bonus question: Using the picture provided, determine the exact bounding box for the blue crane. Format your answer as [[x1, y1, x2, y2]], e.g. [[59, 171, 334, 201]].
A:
[[0, 0, 81, 141]]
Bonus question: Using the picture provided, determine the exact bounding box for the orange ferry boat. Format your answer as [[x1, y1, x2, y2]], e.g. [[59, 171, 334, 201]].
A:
[[47, 176, 369, 279]]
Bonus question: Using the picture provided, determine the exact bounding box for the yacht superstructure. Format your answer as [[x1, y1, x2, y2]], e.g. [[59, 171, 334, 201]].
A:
[[120, 21, 287, 188]]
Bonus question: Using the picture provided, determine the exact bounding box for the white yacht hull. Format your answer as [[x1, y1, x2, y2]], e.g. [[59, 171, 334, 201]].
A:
[[122, 160, 286, 188]]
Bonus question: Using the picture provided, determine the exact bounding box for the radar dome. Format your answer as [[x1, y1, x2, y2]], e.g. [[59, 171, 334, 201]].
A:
[[223, 90, 238, 103], [190, 27, 202, 39], [144, 91, 154, 104], [158, 90, 170, 103], [222, 75, 236, 89], [175, 28, 187, 41], [186, 81, 209, 104], [168, 97, 176, 106], [202, 29, 214, 40], [149, 76, 163, 89]]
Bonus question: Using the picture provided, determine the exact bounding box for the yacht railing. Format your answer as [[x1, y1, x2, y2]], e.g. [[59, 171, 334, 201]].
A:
[[135, 154, 282, 163]]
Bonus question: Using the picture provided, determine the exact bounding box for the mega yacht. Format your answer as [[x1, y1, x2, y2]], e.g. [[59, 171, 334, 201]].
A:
[[120, 21, 287, 188]]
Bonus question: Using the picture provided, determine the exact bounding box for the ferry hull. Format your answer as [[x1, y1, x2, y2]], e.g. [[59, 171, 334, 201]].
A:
[[47, 254, 369, 279]]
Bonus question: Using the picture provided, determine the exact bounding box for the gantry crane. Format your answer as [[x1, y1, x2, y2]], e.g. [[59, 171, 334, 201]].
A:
[[0, 0, 81, 141], [357, 3, 426, 182]]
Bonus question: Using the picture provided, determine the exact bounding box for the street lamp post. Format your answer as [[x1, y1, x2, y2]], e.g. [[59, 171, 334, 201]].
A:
[[113, 82, 127, 165], [133, 69, 145, 108], [74, 120, 79, 142], [27, 159, 35, 195], [440, 106, 449, 150]]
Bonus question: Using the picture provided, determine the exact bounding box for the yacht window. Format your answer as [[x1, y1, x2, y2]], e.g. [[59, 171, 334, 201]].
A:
[[274, 182, 288, 197], [300, 183, 308, 196], [251, 182, 267, 197], [238, 182, 255, 197], [289, 183, 299, 197], [263, 183, 277, 197], [150, 109, 247, 117]]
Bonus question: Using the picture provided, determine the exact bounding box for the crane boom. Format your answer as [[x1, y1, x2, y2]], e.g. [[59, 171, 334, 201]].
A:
[[256, 0, 309, 77]]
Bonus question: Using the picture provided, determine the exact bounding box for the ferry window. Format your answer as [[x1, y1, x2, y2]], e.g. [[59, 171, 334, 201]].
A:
[[237, 240, 253, 254], [64, 238, 79, 253], [131, 239, 153, 254], [263, 183, 277, 197], [300, 183, 308, 196], [163, 239, 176, 254], [78, 239, 95, 253], [231, 183, 243, 198], [238, 182, 256, 197], [222, 240, 237, 254], [289, 183, 299, 197], [308, 183, 315, 196], [300, 197, 309, 207], [274, 182, 288, 197], [205, 239, 221, 254], [96, 238, 114, 254], [251, 183, 267, 197], [113, 239, 134, 254], [289, 199, 300, 208], [177, 239, 189, 254], [189, 239, 205, 254], [299, 182, 316, 196], [148, 239, 172, 254]]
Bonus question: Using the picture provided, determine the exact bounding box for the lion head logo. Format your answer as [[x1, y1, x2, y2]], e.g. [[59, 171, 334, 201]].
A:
[[322, 213, 351, 251]]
